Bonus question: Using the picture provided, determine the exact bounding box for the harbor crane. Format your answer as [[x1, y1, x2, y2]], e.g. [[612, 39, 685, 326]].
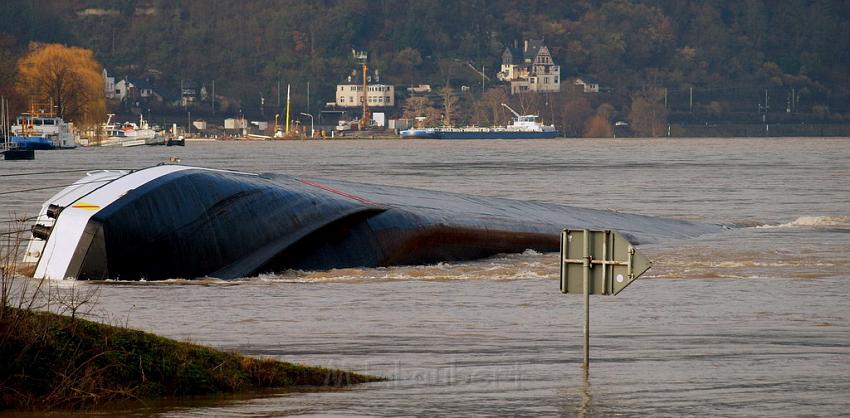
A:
[[353, 49, 370, 130]]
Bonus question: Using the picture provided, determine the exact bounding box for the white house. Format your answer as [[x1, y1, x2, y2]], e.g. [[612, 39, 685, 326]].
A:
[[115, 78, 161, 102], [574, 78, 600, 93], [497, 39, 561, 95], [336, 83, 395, 108], [103, 69, 116, 99], [180, 80, 199, 106], [407, 84, 432, 94]]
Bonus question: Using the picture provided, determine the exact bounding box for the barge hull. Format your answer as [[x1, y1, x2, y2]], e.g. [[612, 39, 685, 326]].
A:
[[432, 131, 559, 139]]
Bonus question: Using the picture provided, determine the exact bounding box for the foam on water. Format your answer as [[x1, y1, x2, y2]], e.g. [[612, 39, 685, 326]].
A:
[[241, 250, 559, 284], [756, 215, 850, 229]]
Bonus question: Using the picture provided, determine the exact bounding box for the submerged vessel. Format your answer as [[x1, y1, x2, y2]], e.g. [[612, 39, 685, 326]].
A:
[[24, 165, 723, 281], [9, 108, 78, 150], [400, 103, 558, 139]]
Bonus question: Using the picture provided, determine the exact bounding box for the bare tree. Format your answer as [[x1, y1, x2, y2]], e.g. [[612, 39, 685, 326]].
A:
[[441, 84, 459, 127], [402, 96, 441, 127], [629, 89, 668, 137], [473, 87, 509, 126]]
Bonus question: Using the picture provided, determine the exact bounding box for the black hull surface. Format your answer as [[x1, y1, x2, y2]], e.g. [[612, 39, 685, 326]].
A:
[[66, 168, 723, 280]]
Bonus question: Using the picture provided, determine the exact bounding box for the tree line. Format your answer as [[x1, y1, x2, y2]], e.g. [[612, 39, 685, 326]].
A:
[[1, 0, 849, 134]]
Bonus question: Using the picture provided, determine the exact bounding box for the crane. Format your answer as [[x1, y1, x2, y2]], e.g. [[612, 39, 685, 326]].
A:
[[501, 103, 522, 118], [353, 49, 370, 130]]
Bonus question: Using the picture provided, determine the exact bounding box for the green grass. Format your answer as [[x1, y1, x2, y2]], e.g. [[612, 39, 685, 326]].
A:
[[0, 307, 382, 410]]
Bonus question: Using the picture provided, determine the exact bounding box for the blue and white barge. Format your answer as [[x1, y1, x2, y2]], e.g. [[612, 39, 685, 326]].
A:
[[399, 103, 558, 139], [10, 110, 78, 150]]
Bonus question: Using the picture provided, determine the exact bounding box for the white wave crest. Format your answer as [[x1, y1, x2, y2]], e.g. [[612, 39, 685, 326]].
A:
[[756, 216, 850, 229]]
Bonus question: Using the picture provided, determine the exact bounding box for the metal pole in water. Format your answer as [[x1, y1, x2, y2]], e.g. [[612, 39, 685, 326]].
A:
[[561, 229, 652, 376], [583, 229, 590, 371]]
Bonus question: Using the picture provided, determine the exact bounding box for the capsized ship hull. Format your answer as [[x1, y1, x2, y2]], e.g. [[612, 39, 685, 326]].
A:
[[28, 165, 724, 280]]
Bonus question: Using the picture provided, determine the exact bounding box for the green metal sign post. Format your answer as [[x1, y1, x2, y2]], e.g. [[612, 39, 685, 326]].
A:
[[560, 229, 653, 371]]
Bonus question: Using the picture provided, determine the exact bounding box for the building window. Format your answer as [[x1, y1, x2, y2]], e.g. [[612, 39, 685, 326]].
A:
[[339, 97, 345, 103], [385, 96, 391, 102]]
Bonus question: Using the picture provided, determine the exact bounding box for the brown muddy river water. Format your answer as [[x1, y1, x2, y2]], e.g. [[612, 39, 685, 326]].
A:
[[2, 137, 849, 416]]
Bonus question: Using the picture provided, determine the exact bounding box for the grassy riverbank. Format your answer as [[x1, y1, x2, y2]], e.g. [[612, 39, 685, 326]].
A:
[[0, 307, 381, 410]]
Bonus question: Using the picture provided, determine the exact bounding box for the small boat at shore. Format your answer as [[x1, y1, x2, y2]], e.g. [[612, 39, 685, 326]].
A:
[[104, 114, 163, 147], [24, 165, 723, 281], [401, 103, 558, 139], [81, 114, 163, 147]]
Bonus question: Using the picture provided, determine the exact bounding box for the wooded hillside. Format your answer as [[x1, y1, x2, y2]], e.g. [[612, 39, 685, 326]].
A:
[[2, 0, 849, 122]]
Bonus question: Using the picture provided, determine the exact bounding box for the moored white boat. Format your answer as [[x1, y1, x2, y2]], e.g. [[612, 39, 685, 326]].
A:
[[9, 108, 78, 149]]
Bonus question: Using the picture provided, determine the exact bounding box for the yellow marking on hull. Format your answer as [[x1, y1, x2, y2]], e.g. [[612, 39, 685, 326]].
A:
[[72, 202, 100, 210]]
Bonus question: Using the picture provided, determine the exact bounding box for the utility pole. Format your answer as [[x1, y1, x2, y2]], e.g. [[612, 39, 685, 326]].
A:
[[307, 81, 311, 115], [1, 97, 6, 145], [689, 87, 693, 112], [482, 64, 485, 94], [259, 92, 265, 117], [211, 80, 215, 115], [765, 88, 769, 112], [760, 88, 769, 136], [300, 112, 314, 138], [791, 87, 795, 113], [664, 88, 668, 109], [795, 88, 800, 114]]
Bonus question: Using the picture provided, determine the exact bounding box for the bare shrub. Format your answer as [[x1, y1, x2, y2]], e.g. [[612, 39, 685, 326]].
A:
[[50, 281, 101, 321], [1, 217, 46, 318]]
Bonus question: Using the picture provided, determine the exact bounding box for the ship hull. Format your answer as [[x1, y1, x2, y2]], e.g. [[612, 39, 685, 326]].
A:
[[30, 166, 724, 281], [399, 129, 436, 139], [10, 136, 55, 150], [432, 130, 559, 139]]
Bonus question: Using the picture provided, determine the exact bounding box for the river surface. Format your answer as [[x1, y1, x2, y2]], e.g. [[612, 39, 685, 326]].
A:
[[1, 137, 849, 417]]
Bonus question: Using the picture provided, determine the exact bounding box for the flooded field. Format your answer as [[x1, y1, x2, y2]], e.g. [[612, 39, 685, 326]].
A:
[[1, 137, 849, 416]]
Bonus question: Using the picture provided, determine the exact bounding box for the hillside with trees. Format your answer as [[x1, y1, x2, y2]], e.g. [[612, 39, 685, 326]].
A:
[[1, 0, 849, 135]]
